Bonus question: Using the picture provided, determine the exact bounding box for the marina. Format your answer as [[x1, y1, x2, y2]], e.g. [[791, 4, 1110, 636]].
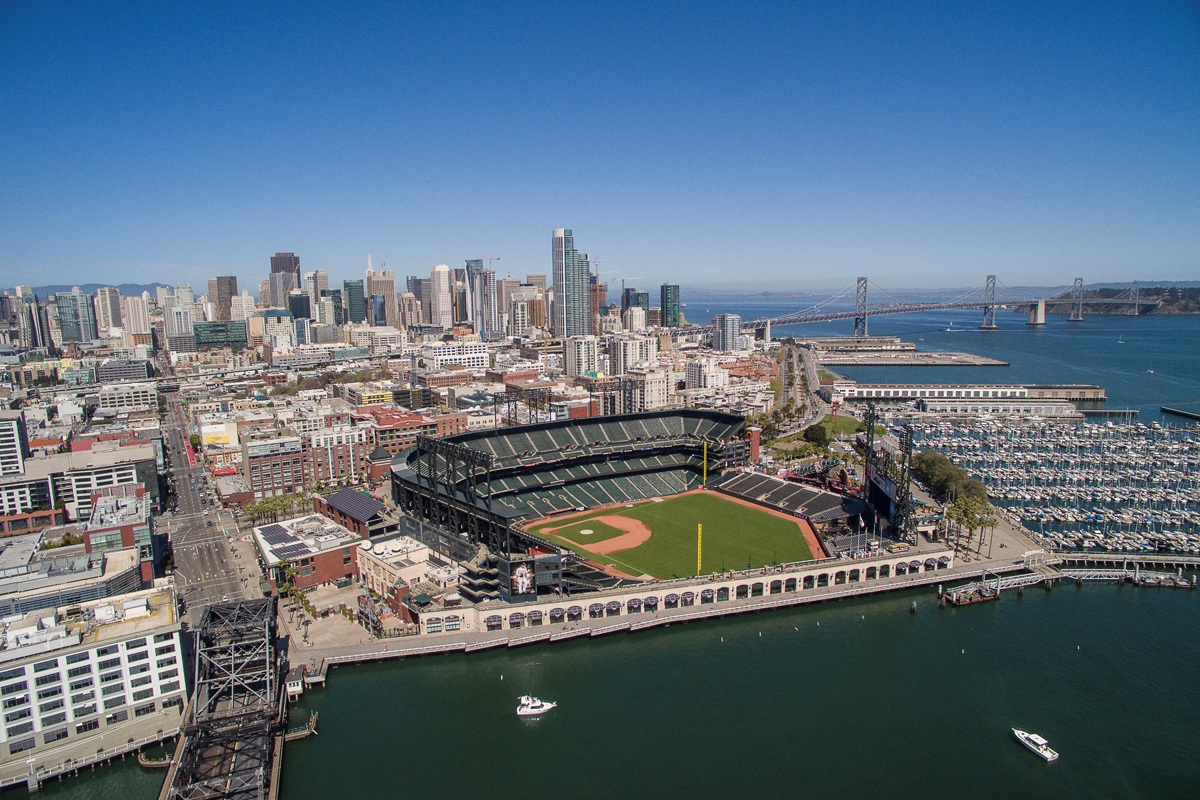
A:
[[908, 419, 1200, 553]]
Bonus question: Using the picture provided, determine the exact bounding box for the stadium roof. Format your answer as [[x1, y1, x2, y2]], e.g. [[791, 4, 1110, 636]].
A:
[[325, 488, 384, 524]]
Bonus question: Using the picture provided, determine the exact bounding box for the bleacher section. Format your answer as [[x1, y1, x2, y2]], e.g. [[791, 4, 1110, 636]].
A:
[[715, 471, 866, 525], [394, 410, 746, 553]]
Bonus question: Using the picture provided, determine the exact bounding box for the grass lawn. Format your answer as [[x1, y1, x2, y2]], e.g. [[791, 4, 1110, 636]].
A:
[[531, 492, 813, 579]]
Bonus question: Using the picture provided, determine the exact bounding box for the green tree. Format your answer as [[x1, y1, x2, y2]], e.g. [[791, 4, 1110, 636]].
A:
[[802, 424, 830, 448], [188, 434, 201, 450]]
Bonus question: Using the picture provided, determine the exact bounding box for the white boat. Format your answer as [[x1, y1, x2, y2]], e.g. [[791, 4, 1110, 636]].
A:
[[517, 695, 557, 716], [1012, 728, 1058, 761]]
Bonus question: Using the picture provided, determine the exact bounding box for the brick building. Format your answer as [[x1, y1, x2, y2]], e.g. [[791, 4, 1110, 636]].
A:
[[253, 514, 362, 592]]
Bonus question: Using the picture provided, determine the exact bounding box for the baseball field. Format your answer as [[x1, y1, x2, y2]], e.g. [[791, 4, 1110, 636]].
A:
[[528, 489, 820, 580]]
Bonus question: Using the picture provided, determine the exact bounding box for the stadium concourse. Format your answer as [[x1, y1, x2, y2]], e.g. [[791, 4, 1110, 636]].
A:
[[391, 409, 750, 600]]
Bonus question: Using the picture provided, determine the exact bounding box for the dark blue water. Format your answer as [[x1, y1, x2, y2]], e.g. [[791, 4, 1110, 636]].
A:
[[280, 586, 1200, 800], [685, 295, 1200, 423]]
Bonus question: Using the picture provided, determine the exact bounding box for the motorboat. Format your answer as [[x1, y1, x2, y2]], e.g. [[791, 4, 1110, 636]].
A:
[[517, 695, 557, 716], [1012, 728, 1058, 761]]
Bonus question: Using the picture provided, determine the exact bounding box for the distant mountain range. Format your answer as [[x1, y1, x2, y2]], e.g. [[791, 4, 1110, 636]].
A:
[[28, 283, 168, 297]]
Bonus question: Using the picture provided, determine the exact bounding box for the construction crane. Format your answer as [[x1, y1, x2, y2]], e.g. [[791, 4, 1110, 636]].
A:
[[613, 276, 643, 294], [592, 258, 626, 279]]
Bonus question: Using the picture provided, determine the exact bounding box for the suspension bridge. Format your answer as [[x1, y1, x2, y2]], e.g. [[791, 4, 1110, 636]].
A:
[[735, 276, 1151, 334]]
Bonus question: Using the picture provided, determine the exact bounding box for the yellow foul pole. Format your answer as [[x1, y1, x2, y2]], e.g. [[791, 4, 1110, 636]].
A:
[[703, 441, 707, 484], [697, 523, 702, 576]]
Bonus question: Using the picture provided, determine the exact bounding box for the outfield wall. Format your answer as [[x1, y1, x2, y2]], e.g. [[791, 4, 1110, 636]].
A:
[[411, 544, 956, 637]]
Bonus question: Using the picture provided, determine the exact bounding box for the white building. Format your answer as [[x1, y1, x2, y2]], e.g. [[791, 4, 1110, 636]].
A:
[[421, 341, 488, 370], [96, 383, 157, 412], [0, 411, 29, 477], [229, 291, 256, 322], [431, 264, 453, 330], [608, 334, 659, 376], [685, 356, 729, 390], [713, 313, 741, 352], [626, 366, 669, 412], [622, 306, 646, 332], [120, 296, 151, 336], [564, 336, 601, 377], [0, 586, 187, 780]]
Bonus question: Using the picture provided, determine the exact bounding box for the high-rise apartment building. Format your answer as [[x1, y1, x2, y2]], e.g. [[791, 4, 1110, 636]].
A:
[[660, 284, 680, 328], [564, 336, 601, 377], [551, 230, 590, 337], [343, 280, 366, 324], [94, 287, 123, 335], [0, 410, 30, 476], [713, 313, 742, 352], [430, 265, 452, 330], [208, 276, 237, 321]]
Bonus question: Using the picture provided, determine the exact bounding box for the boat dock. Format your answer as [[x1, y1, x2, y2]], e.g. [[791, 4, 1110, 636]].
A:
[[1162, 406, 1200, 422], [942, 560, 1196, 604], [818, 352, 1008, 367]]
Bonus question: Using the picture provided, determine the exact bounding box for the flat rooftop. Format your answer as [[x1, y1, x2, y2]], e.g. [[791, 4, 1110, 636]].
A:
[[0, 584, 178, 665], [253, 514, 361, 567]]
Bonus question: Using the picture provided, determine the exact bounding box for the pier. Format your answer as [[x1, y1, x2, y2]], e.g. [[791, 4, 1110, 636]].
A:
[[817, 352, 1008, 367], [1162, 406, 1200, 422]]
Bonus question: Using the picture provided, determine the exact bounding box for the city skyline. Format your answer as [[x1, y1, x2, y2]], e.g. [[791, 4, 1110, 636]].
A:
[[1, 3, 1196, 291]]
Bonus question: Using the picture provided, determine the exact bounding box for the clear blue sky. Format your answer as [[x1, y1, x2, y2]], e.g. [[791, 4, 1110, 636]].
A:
[[1, 1, 1197, 294]]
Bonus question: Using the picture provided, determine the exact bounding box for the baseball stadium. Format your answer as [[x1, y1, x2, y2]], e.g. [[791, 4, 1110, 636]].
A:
[[391, 409, 863, 601]]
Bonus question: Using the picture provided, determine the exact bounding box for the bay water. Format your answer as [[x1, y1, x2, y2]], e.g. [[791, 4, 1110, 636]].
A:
[[17, 305, 1200, 799]]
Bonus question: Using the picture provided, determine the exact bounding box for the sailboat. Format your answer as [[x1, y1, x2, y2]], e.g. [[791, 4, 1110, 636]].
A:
[[1118, 333, 1124, 344]]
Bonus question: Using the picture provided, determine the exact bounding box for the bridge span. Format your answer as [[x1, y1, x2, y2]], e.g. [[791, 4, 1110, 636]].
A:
[[733, 276, 1151, 334]]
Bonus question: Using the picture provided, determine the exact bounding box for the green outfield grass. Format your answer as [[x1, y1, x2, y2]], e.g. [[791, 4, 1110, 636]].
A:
[[532, 491, 814, 579]]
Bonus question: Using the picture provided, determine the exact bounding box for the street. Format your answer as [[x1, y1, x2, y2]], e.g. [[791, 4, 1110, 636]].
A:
[[160, 395, 260, 622]]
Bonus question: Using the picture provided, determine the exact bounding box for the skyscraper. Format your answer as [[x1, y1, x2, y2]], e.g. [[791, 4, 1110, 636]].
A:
[[94, 287, 123, 335], [209, 276, 238, 321], [287, 291, 311, 320], [430, 265, 452, 330], [57, 286, 98, 342], [465, 259, 498, 340], [398, 291, 421, 329], [660, 284, 680, 328], [370, 294, 387, 326], [121, 295, 151, 336], [552, 230, 590, 337], [304, 270, 329, 308], [713, 313, 742, 352], [320, 289, 344, 325], [230, 290, 256, 321], [366, 263, 398, 329], [271, 252, 300, 276], [590, 275, 608, 335], [269, 272, 294, 308], [343, 280, 366, 324]]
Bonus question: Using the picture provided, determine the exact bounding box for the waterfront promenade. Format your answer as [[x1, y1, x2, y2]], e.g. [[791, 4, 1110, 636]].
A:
[[289, 530, 1039, 679]]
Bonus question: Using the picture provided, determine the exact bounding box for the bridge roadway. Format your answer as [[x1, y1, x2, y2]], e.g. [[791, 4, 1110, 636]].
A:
[[740, 296, 1150, 332]]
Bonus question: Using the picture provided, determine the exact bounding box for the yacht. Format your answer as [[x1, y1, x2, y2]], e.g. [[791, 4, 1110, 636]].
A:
[[1012, 728, 1058, 761], [517, 695, 557, 717]]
